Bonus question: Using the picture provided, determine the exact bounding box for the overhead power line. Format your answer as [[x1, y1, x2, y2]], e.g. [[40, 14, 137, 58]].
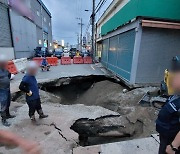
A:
[[95, 0, 108, 14], [95, 0, 104, 11], [84, 0, 108, 40]]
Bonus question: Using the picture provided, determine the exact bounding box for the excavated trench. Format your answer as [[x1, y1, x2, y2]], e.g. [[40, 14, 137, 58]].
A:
[[13, 75, 158, 146]]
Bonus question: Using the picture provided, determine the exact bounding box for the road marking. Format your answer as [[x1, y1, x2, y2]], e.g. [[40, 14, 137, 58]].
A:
[[91, 65, 95, 70], [101, 68, 106, 74]]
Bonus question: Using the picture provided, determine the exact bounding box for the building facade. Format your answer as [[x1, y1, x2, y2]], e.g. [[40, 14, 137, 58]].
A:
[[0, 0, 52, 59], [96, 0, 180, 86], [0, 0, 14, 59]]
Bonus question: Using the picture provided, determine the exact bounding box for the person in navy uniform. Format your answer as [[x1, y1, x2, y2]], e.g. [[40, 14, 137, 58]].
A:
[[0, 55, 15, 127], [156, 56, 180, 154], [19, 61, 48, 121]]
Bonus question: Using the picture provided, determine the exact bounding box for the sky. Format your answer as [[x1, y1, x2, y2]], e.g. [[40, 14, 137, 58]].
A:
[[42, 0, 113, 45]]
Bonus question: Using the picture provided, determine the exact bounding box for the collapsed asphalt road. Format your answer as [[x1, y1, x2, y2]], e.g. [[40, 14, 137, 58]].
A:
[[70, 114, 143, 146], [0, 75, 159, 153]]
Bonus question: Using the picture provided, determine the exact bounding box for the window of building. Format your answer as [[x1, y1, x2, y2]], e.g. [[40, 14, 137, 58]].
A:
[[39, 40, 42, 45], [44, 17, 46, 22], [37, 10, 40, 16], [44, 39, 47, 47]]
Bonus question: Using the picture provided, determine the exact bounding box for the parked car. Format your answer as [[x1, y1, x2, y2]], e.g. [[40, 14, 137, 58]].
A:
[[81, 49, 90, 57], [64, 48, 68, 52], [63, 51, 70, 57], [63, 48, 70, 57], [70, 48, 77, 58], [48, 49, 54, 57], [53, 48, 63, 58], [34, 47, 48, 57]]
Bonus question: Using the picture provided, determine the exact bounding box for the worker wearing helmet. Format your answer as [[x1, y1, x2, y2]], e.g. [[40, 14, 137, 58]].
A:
[[19, 61, 48, 121], [0, 55, 15, 127], [156, 56, 180, 154]]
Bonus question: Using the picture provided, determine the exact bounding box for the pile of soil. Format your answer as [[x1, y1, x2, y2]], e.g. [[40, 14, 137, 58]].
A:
[[75, 80, 124, 106]]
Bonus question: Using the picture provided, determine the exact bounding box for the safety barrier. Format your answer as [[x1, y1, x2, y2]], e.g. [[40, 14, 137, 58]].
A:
[[47, 57, 58, 66], [6, 61, 18, 74], [73, 56, 84, 64], [13, 58, 27, 73], [33, 57, 43, 66], [83, 56, 93, 64], [61, 57, 71, 65]]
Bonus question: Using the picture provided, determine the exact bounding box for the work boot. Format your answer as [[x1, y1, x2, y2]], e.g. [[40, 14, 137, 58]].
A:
[[38, 109, 48, 119], [39, 114, 48, 119], [2, 119, 10, 127], [6, 108, 16, 119], [30, 115, 36, 122]]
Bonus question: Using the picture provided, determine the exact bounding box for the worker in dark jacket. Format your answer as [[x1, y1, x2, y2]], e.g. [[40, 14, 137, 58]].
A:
[[156, 56, 180, 154], [19, 61, 48, 121], [0, 55, 15, 127]]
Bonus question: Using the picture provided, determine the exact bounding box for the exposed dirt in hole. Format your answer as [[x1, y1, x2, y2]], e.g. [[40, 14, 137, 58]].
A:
[[74, 80, 124, 106], [45, 80, 93, 104], [42, 75, 127, 105], [45, 80, 124, 105]]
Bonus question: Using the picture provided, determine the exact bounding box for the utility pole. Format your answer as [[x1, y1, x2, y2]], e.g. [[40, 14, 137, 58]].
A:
[[91, 0, 95, 58], [77, 18, 84, 51], [80, 18, 83, 51], [77, 33, 79, 49]]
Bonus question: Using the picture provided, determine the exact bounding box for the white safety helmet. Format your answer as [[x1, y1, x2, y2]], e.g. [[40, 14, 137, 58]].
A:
[[0, 55, 8, 63], [27, 61, 38, 70]]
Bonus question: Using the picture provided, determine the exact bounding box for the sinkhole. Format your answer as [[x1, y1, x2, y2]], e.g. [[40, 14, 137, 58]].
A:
[[13, 75, 157, 146], [40, 75, 128, 107]]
